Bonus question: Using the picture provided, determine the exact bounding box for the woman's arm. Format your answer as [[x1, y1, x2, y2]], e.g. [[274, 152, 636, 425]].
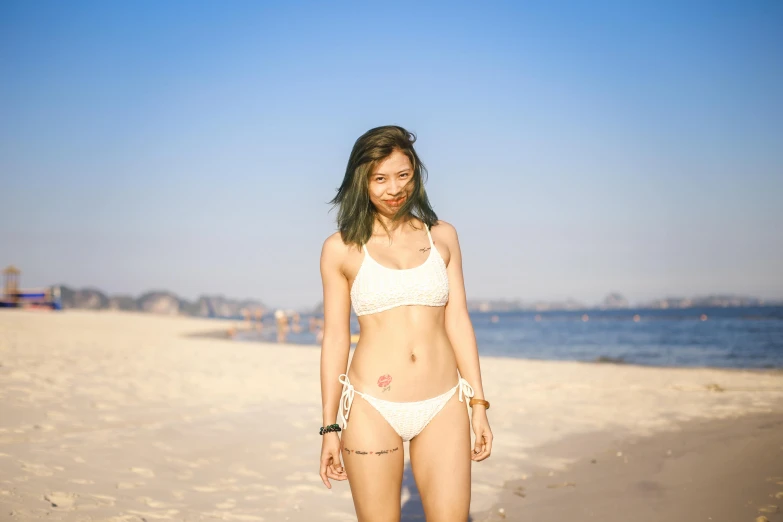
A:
[[318, 233, 352, 488], [319, 233, 352, 428], [440, 221, 493, 461], [441, 222, 485, 400]]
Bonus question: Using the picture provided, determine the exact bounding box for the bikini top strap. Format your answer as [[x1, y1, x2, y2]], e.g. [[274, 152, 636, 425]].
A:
[[425, 224, 434, 247]]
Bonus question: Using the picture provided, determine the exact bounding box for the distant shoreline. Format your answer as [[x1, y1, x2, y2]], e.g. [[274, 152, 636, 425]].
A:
[[47, 283, 783, 317]]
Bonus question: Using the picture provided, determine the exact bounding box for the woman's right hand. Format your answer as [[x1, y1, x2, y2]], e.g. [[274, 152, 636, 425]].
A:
[[319, 432, 348, 488]]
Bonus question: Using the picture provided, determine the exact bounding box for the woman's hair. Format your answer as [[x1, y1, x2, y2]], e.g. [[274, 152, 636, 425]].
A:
[[330, 125, 438, 247]]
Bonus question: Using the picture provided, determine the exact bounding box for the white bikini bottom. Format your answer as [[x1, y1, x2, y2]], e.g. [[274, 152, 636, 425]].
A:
[[338, 374, 474, 442]]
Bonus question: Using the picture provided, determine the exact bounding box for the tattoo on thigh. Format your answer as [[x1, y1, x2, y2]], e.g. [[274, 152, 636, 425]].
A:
[[343, 446, 399, 456], [377, 374, 392, 393]]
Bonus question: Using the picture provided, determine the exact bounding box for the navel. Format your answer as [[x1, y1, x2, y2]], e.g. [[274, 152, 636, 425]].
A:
[[410, 352, 416, 362]]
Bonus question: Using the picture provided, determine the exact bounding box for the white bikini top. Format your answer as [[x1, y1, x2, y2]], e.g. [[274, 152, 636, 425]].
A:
[[350, 225, 450, 316]]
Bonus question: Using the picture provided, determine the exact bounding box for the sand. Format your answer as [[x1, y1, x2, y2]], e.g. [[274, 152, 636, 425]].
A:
[[1, 310, 782, 521], [480, 412, 783, 522]]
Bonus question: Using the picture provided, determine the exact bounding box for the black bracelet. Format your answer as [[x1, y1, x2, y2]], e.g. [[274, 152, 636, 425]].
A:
[[319, 423, 342, 435]]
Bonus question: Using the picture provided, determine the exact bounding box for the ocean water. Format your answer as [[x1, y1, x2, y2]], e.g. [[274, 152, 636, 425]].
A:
[[469, 307, 783, 369], [233, 306, 783, 370]]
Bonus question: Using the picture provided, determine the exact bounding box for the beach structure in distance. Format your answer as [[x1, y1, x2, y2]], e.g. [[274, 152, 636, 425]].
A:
[[0, 265, 62, 310]]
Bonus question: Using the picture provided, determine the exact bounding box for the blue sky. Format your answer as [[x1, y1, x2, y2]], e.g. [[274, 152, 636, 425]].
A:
[[1, 1, 781, 308]]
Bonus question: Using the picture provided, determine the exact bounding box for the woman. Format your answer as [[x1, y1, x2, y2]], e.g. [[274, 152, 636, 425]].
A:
[[318, 126, 492, 521]]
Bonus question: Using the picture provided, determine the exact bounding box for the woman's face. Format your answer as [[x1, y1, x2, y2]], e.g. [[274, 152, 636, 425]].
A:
[[368, 149, 414, 217]]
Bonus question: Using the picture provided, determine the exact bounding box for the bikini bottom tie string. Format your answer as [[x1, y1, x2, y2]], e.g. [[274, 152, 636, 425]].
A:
[[458, 378, 475, 404], [338, 374, 355, 430]]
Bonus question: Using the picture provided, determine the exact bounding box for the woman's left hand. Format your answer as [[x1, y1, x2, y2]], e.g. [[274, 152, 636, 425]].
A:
[[470, 407, 493, 462]]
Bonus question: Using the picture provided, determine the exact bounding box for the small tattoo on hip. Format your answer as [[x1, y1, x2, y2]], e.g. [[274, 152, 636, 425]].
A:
[[377, 374, 392, 392]]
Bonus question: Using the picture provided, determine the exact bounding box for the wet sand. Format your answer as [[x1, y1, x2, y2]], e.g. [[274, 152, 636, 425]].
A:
[[480, 412, 783, 522]]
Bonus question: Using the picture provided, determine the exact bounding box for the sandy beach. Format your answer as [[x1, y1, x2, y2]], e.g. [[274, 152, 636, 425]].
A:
[[2, 310, 782, 521], [482, 411, 783, 522]]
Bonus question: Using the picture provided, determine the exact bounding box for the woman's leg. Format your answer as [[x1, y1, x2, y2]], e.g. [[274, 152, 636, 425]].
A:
[[341, 395, 405, 522], [408, 391, 472, 522]]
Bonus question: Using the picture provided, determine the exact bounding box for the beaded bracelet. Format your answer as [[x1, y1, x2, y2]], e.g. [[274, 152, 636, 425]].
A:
[[319, 423, 342, 435]]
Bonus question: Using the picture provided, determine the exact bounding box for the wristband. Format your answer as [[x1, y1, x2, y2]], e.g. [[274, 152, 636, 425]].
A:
[[469, 398, 490, 410]]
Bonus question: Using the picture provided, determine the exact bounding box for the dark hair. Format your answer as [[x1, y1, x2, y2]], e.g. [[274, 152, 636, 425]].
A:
[[330, 125, 438, 247]]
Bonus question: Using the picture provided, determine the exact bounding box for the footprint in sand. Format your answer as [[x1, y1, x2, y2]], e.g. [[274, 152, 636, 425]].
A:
[[20, 461, 54, 477], [191, 457, 212, 468], [758, 505, 779, 514], [7, 508, 53, 519], [165, 456, 212, 469], [284, 471, 322, 483], [126, 509, 180, 520], [136, 496, 176, 508], [232, 465, 264, 479], [68, 478, 95, 485], [90, 494, 117, 506], [176, 469, 194, 480], [192, 486, 221, 493], [57, 494, 115, 509], [211, 421, 237, 432], [325, 513, 359, 522], [164, 456, 211, 469], [192, 478, 240, 494], [221, 514, 265, 521], [164, 456, 188, 466], [216, 498, 237, 509], [285, 484, 331, 495], [246, 484, 277, 494], [117, 482, 145, 490], [546, 482, 576, 489], [1, 489, 19, 500], [43, 491, 78, 509], [130, 467, 155, 478]]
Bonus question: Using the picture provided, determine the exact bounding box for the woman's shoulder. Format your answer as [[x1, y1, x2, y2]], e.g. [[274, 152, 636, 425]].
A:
[[321, 232, 363, 280], [321, 231, 360, 263], [322, 231, 349, 255], [431, 220, 459, 241]]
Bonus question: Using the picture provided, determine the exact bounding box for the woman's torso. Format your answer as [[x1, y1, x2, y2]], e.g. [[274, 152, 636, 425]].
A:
[[342, 222, 458, 401]]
